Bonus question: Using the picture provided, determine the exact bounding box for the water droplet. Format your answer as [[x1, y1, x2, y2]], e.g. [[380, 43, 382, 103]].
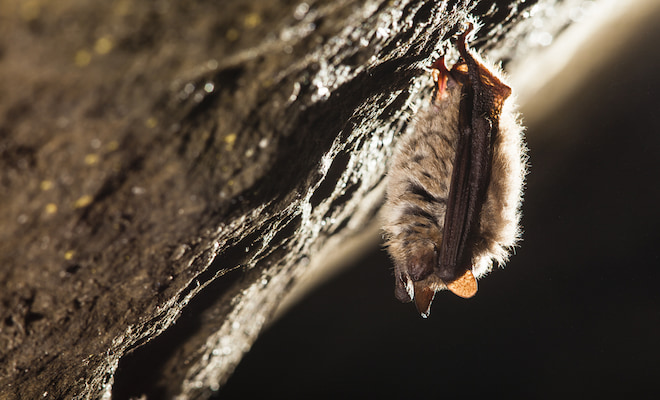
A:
[[376, 27, 390, 40], [316, 86, 330, 100], [531, 31, 553, 46], [206, 59, 219, 70], [294, 3, 309, 20]]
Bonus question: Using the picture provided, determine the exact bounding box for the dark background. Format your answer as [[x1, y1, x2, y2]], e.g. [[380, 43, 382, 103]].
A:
[[219, 11, 660, 399]]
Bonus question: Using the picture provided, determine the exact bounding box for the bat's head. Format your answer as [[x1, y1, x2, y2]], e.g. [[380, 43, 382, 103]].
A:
[[391, 235, 477, 318], [395, 266, 477, 318]]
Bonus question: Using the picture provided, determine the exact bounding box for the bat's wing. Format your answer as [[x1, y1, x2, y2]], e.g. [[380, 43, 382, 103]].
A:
[[437, 25, 512, 293]]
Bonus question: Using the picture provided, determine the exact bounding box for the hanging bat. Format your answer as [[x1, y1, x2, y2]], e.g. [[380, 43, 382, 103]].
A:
[[382, 24, 527, 317]]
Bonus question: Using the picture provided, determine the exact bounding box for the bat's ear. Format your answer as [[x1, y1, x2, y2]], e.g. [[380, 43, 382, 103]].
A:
[[446, 269, 478, 298], [394, 272, 413, 303], [413, 281, 436, 318]]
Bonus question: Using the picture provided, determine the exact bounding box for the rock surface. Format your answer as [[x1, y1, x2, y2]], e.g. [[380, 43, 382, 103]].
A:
[[0, 0, 587, 398]]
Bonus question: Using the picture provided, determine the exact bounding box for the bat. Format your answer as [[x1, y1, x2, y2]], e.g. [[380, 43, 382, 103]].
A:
[[382, 24, 527, 317]]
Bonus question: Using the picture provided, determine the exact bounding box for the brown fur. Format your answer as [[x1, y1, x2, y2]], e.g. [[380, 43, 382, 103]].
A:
[[382, 43, 527, 316]]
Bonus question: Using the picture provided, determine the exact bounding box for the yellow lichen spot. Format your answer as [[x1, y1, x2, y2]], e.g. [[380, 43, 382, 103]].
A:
[[145, 117, 158, 129], [20, 0, 41, 21], [227, 180, 234, 186], [75, 50, 92, 67], [224, 133, 237, 151], [84, 154, 100, 165], [226, 28, 240, 41], [224, 133, 237, 145], [74, 195, 93, 209], [64, 250, 75, 260], [45, 203, 58, 215], [94, 36, 114, 55], [40, 180, 53, 191], [106, 140, 119, 151], [243, 13, 262, 28]]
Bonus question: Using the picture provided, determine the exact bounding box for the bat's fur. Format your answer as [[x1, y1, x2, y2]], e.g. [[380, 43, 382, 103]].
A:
[[382, 41, 527, 315]]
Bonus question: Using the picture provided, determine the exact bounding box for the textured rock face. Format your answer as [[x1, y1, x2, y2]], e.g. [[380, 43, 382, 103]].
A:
[[0, 0, 592, 398]]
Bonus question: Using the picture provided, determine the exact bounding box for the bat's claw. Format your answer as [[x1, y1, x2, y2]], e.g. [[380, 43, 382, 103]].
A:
[[430, 57, 449, 103]]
